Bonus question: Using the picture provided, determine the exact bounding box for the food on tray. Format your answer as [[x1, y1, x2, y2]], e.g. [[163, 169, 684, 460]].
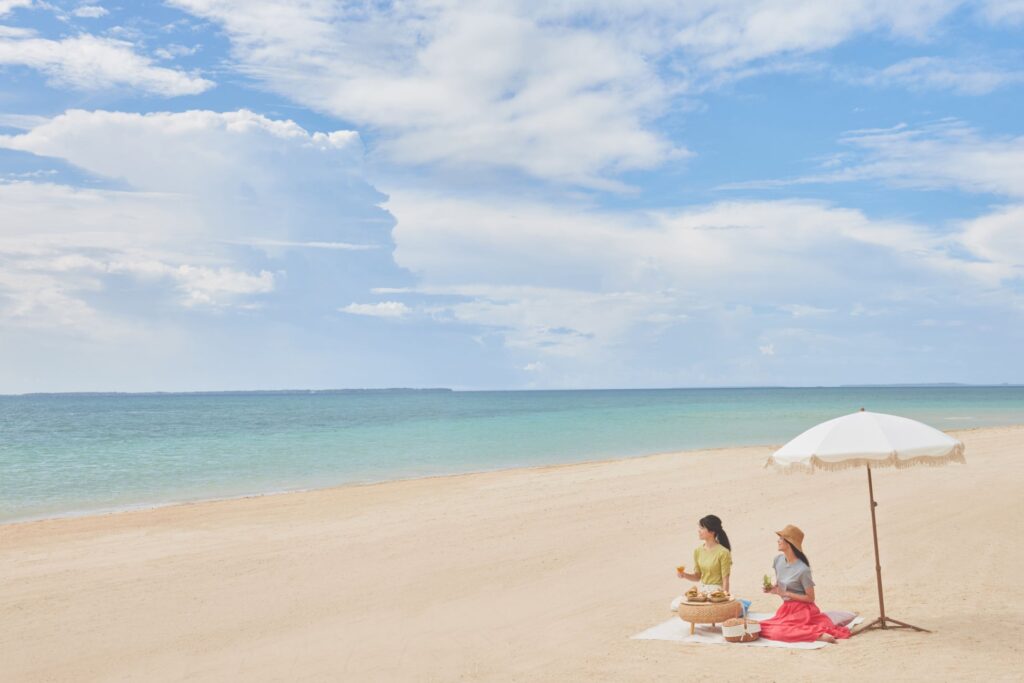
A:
[[685, 586, 708, 602], [709, 590, 729, 602]]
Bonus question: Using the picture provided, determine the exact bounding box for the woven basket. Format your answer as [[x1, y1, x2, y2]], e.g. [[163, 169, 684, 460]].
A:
[[676, 598, 742, 625], [722, 617, 761, 643]]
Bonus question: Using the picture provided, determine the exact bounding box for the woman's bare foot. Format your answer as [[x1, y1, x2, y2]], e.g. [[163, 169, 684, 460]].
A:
[[817, 633, 837, 644]]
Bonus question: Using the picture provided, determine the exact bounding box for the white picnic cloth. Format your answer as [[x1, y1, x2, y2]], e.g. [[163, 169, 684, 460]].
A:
[[631, 612, 864, 650]]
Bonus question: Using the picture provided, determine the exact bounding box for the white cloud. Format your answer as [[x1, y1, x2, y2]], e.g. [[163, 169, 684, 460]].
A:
[[371, 287, 416, 294], [726, 120, 1024, 199], [780, 304, 834, 317], [154, 43, 200, 60], [850, 303, 888, 317], [132, 262, 275, 306], [0, 258, 112, 337], [959, 205, 1024, 281], [976, 0, 1024, 25], [0, 110, 400, 336], [0, 182, 276, 330], [166, 0, 968, 185], [246, 239, 380, 251], [0, 25, 35, 38], [391, 192, 998, 290], [759, 343, 775, 356], [0, 33, 213, 95], [341, 301, 410, 318], [852, 56, 1024, 95], [917, 318, 965, 327], [0, 143, 411, 393], [0, 109, 362, 207], [3, 168, 56, 179], [670, 0, 960, 71], [834, 121, 1024, 197], [0, 0, 31, 17], [167, 0, 674, 187], [0, 113, 49, 129], [72, 5, 107, 18], [385, 191, 1010, 359], [0, 180, 196, 254], [420, 284, 676, 357]]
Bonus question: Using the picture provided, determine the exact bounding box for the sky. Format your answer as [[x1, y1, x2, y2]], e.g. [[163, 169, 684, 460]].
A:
[[0, 0, 1022, 392]]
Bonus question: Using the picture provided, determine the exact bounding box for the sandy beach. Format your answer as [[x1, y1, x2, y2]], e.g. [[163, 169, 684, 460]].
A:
[[2, 424, 1021, 681]]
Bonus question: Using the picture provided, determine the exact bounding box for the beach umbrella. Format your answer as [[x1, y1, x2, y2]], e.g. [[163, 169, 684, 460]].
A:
[[765, 408, 965, 634]]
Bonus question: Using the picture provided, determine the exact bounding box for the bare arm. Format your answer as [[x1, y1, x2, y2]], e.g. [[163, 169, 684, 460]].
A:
[[723, 574, 730, 593]]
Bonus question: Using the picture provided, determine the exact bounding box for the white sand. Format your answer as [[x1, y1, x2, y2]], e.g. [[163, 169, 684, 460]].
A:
[[2, 425, 1021, 681]]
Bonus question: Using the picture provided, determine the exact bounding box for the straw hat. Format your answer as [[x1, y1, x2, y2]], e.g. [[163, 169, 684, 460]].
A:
[[776, 524, 805, 553]]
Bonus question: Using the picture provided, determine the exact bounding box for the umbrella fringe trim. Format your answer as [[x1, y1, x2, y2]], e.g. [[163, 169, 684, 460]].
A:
[[764, 442, 965, 473]]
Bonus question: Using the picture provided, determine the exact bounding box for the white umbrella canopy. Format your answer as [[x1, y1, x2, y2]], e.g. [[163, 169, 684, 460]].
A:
[[765, 408, 966, 635], [766, 410, 965, 472]]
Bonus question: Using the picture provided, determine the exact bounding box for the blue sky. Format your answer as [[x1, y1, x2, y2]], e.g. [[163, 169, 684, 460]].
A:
[[0, 0, 1022, 392]]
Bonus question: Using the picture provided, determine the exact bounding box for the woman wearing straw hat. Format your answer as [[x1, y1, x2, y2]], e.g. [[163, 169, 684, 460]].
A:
[[760, 525, 851, 643]]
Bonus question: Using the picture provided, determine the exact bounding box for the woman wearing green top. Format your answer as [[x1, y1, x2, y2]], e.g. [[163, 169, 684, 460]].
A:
[[678, 514, 732, 594]]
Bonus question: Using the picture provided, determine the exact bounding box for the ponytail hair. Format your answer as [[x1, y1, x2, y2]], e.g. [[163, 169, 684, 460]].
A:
[[699, 514, 731, 551], [785, 540, 811, 567]]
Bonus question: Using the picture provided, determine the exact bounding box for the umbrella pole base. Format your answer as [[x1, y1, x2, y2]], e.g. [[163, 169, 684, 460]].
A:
[[853, 616, 931, 635]]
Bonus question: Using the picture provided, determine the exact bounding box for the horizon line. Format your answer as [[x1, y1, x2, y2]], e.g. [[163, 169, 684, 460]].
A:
[[3, 382, 1022, 398]]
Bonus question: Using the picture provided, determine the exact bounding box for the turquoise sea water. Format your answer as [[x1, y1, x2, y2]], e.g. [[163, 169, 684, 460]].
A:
[[1, 387, 1022, 523]]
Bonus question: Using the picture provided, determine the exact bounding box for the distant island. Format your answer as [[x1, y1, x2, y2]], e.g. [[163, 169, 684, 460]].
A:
[[16, 388, 455, 397], [836, 383, 1017, 388]]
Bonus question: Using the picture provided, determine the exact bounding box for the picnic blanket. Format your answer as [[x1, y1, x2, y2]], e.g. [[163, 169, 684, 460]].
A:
[[631, 612, 864, 650]]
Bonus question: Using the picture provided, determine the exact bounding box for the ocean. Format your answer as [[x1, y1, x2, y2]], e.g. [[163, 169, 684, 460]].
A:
[[1, 386, 1021, 523]]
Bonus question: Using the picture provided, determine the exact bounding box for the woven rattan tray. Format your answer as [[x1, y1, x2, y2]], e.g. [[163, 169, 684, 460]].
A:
[[676, 598, 743, 634]]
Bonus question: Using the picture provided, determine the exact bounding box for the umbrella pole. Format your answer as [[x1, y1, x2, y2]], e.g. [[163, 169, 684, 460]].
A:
[[868, 464, 886, 623], [853, 464, 931, 635]]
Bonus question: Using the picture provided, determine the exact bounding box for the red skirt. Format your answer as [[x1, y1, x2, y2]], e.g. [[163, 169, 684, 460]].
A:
[[759, 600, 851, 642]]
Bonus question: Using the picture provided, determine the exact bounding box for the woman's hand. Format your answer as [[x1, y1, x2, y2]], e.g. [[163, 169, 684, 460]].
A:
[[763, 583, 781, 595]]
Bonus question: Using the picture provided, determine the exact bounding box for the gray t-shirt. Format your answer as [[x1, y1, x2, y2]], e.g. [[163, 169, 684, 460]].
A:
[[773, 554, 814, 600]]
